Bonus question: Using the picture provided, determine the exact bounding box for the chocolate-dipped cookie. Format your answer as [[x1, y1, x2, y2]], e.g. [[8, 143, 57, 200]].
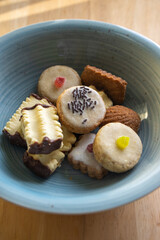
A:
[[21, 104, 63, 154]]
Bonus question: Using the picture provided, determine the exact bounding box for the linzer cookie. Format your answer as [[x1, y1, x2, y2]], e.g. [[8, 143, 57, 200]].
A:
[[38, 65, 81, 103], [3, 94, 52, 147], [93, 122, 143, 173], [60, 125, 76, 153], [81, 65, 127, 104], [56, 86, 106, 134], [89, 85, 113, 109], [68, 133, 107, 179], [21, 104, 63, 154], [23, 149, 65, 178], [100, 105, 141, 133]]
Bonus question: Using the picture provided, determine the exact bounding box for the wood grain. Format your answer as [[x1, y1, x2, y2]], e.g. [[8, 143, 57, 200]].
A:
[[1, 0, 160, 239]]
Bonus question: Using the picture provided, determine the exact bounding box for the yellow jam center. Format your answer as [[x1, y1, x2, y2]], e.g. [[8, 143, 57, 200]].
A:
[[116, 136, 130, 150]]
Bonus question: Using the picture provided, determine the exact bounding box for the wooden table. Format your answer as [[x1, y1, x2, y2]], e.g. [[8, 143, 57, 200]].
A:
[[0, 1, 160, 239]]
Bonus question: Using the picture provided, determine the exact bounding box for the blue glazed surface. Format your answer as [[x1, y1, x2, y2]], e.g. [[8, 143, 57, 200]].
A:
[[0, 20, 160, 214]]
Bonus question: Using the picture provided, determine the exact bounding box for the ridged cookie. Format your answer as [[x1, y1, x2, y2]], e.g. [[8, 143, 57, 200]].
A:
[[60, 125, 76, 153], [3, 93, 52, 147], [81, 65, 127, 104], [100, 105, 141, 133], [21, 104, 63, 154]]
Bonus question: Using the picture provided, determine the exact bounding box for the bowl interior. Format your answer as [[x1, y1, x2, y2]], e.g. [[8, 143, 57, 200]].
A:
[[0, 20, 160, 214]]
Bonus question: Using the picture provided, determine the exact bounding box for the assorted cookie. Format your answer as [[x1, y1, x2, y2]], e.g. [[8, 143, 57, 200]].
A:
[[81, 65, 127, 104], [68, 133, 107, 179], [38, 65, 81, 103], [23, 150, 64, 178], [100, 105, 141, 133], [3, 93, 52, 147], [56, 86, 106, 134], [93, 122, 143, 173], [21, 104, 63, 154], [89, 85, 113, 109], [60, 125, 76, 153], [3, 64, 143, 179]]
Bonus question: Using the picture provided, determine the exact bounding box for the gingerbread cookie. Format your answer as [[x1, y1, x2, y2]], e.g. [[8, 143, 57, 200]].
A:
[[3, 94, 52, 147], [38, 65, 81, 103], [81, 65, 127, 104], [21, 104, 63, 154], [100, 105, 141, 132], [56, 86, 106, 134], [93, 122, 143, 173], [68, 133, 107, 179]]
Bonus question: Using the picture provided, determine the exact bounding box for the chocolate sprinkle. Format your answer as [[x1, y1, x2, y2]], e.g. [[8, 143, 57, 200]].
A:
[[82, 119, 87, 124], [67, 87, 97, 116]]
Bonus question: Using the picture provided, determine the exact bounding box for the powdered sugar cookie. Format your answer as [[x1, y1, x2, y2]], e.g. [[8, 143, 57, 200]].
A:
[[38, 65, 81, 103], [68, 133, 107, 179], [57, 86, 106, 134]]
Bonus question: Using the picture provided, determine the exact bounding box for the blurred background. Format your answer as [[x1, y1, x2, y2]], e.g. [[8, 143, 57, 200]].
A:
[[0, 0, 160, 44]]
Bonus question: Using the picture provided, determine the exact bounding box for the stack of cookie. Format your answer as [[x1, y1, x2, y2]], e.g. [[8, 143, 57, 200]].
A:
[[3, 65, 143, 179]]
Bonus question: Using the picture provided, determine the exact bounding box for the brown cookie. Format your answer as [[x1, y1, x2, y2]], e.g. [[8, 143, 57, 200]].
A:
[[100, 105, 141, 133], [81, 65, 127, 104]]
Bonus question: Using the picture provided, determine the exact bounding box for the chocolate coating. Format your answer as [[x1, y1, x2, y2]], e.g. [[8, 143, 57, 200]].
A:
[[22, 103, 51, 111], [23, 151, 52, 178], [30, 93, 54, 106], [28, 137, 63, 154], [3, 129, 27, 148]]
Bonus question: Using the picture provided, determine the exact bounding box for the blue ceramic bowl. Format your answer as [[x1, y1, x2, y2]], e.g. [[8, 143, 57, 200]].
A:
[[0, 20, 160, 214]]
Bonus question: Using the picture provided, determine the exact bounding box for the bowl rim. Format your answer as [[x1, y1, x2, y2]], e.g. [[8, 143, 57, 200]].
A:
[[0, 19, 160, 214]]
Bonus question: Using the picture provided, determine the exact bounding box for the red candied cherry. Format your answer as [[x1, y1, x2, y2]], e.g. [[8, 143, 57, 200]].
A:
[[54, 77, 65, 88], [87, 143, 93, 153]]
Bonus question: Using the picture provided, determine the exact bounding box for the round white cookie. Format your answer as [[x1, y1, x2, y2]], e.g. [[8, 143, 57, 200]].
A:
[[56, 86, 106, 134], [93, 122, 143, 173], [38, 65, 81, 103]]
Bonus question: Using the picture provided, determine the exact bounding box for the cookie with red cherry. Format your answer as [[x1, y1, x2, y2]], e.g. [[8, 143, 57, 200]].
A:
[[68, 133, 107, 179], [38, 65, 81, 104]]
